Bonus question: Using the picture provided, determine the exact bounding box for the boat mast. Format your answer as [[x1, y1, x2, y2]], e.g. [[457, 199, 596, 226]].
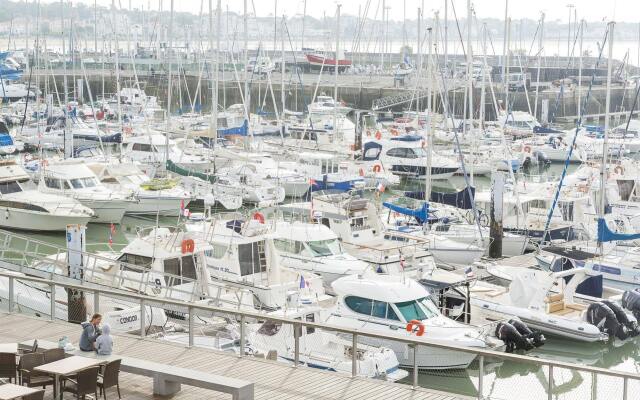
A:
[[577, 19, 584, 120], [533, 13, 544, 119], [165, 0, 174, 164], [112, 0, 123, 155], [425, 25, 433, 213], [501, 0, 508, 85], [61, 0, 72, 159], [333, 4, 341, 143], [599, 21, 615, 255], [444, 0, 448, 75]]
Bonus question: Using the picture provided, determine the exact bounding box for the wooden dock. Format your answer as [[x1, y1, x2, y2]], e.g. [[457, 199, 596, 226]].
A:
[[0, 313, 469, 400]]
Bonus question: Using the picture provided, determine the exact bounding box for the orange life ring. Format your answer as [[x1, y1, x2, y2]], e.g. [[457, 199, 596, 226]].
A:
[[614, 165, 624, 175], [123, 126, 133, 135], [406, 319, 425, 336], [359, 168, 365, 177], [375, 131, 382, 140], [524, 145, 532, 153], [372, 164, 382, 173], [253, 212, 265, 224], [390, 128, 399, 136], [181, 239, 195, 254]]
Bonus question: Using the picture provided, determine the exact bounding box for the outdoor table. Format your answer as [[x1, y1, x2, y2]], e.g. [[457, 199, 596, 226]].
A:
[[34, 355, 104, 398], [0, 343, 18, 354], [0, 383, 41, 400]]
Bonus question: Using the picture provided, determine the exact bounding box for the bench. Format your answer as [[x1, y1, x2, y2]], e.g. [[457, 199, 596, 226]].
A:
[[120, 356, 254, 399], [20, 340, 254, 400]]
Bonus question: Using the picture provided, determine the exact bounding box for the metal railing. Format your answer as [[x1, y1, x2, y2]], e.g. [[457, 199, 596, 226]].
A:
[[1, 270, 638, 399]]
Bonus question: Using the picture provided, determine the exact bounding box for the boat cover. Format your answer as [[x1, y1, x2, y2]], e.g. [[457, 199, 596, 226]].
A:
[[597, 218, 640, 243], [382, 201, 429, 224]]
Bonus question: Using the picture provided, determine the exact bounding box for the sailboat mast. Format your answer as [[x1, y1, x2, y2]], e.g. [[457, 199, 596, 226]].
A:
[[599, 21, 615, 250], [425, 26, 433, 206], [333, 4, 341, 143], [501, 0, 508, 84], [577, 19, 584, 119], [533, 13, 544, 119], [112, 0, 123, 155], [165, 0, 174, 163]]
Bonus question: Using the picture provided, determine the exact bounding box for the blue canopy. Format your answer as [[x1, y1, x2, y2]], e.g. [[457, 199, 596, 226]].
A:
[[382, 201, 429, 224], [597, 218, 640, 243], [219, 119, 249, 137]]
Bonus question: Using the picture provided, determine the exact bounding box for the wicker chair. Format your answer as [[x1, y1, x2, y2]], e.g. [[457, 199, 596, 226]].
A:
[[0, 352, 17, 383], [18, 352, 54, 389], [22, 390, 45, 400], [60, 366, 99, 400], [43, 348, 65, 364], [97, 359, 121, 400]]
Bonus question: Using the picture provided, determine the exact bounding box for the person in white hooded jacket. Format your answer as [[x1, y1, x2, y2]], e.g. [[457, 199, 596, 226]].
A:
[[96, 323, 113, 355]]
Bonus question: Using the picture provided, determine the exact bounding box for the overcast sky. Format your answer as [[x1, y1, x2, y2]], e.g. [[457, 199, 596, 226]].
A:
[[34, 0, 637, 23]]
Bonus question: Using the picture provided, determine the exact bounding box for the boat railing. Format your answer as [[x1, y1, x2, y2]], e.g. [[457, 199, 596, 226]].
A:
[[0, 229, 245, 309], [1, 269, 638, 400]]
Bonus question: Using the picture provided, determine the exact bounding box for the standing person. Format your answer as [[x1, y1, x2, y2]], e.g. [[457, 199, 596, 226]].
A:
[[79, 314, 102, 352], [96, 324, 113, 355]]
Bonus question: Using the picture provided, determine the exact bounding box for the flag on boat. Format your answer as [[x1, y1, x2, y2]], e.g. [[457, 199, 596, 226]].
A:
[[299, 275, 306, 289], [464, 266, 475, 278], [108, 223, 116, 245], [377, 182, 385, 193], [180, 199, 185, 213], [399, 256, 405, 269]]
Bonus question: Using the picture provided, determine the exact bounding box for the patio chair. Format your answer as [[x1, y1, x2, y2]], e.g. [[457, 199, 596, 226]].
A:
[[97, 359, 121, 400], [18, 352, 54, 389], [60, 366, 99, 400], [0, 352, 17, 383]]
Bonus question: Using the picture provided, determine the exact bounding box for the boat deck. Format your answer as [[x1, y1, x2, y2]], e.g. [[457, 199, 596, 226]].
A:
[[0, 312, 469, 400]]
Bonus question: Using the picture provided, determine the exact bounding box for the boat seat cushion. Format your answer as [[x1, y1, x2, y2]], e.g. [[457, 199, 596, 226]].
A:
[[545, 293, 564, 303], [547, 300, 565, 313]]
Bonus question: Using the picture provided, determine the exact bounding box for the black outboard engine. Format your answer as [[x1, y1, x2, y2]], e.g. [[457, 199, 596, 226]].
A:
[[532, 150, 551, 166], [622, 289, 640, 321], [586, 302, 628, 340], [495, 319, 544, 353], [508, 319, 546, 348], [602, 300, 640, 337]]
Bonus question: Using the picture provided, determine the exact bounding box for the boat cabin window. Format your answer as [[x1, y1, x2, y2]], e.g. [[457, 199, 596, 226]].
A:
[[69, 177, 98, 189], [386, 148, 407, 158], [372, 300, 399, 320], [350, 217, 369, 231], [306, 239, 341, 256], [345, 296, 373, 315], [117, 253, 152, 271], [238, 241, 268, 276], [0, 180, 22, 194], [394, 297, 439, 322], [205, 243, 228, 259], [44, 177, 62, 190], [163, 255, 198, 286], [0, 200, 48, 213], [274, 239, 305, 255], [131, 143, 153, 152]]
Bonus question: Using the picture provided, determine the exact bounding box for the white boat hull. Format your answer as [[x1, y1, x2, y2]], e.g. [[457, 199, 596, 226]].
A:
[[0, 208, 92, 231]]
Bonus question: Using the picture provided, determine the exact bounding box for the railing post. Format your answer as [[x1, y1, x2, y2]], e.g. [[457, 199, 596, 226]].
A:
[[548, 365, 554, 400], [623, 377, 628, 400], [412, 344, 419, 389], [49, 284, 56, 321], [91, 291, 99, 315], [188, 306, 194, 347], [239, 315, 245, 357], [139, 299, 146, 337], [351, 333, 358, 378], [294, 322, 300, 367], [8, 277, 13, 313], [478, 355, 484, 400]]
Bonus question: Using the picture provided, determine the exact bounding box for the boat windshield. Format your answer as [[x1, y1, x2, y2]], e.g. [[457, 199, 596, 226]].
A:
[[306, 238, 341, 256], [70, 177, 98, 189], [0, 180, 23, 194], [394, 297, 439, 321]]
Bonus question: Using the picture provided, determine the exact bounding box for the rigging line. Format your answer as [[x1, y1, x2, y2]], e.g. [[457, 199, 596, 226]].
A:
[[449, 0, 466, 60], [549, 20, 583, 123], [541, 25, 611, 242], [282, 19, 312, 119], [431, 45, 484, 242]]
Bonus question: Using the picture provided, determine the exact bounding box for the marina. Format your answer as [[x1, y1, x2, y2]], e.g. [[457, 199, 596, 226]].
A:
[[1, 0, 640, 399]]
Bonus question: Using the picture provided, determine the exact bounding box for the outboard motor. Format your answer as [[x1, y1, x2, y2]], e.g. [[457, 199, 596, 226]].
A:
[[586, 302, 628, 340], [606, 299, 640, 337], [532, 150, 551, 166], [622, 289, 640, 321], [495, 319, 544, 353], [508, 319, 546, 348]]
